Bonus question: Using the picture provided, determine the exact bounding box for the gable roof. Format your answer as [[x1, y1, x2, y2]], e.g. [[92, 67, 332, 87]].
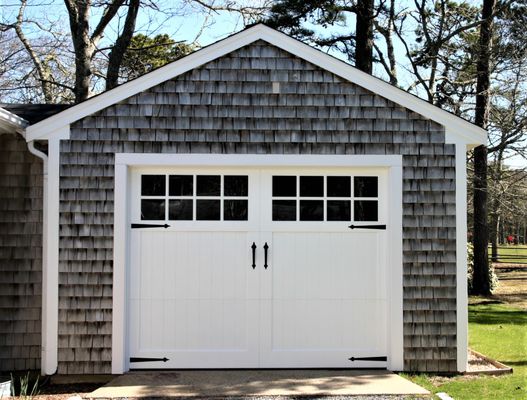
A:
[[0, 106, 28, 135], [25, 24, 486, 145]]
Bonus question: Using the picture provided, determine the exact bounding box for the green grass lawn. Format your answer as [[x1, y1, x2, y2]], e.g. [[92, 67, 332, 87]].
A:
[[490, 244, 527, 264], [405, 302, 527, 399]]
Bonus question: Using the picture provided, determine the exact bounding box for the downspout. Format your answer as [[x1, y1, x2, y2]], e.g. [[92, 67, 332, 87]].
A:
[[26, 140, 51, 375]]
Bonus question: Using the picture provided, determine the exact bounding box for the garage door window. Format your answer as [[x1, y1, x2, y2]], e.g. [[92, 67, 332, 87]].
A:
[[141, 174, 248, 221], [272, 175, 378, 222]]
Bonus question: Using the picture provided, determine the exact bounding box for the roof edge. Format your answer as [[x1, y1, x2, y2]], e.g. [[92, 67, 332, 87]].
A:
[[0, 106, 28, 136], [25, 23, 487, 146]]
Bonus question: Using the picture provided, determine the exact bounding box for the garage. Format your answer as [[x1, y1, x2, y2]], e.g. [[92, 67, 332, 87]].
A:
[[17, 23, 488, 375], [120, 157, 401, 370]]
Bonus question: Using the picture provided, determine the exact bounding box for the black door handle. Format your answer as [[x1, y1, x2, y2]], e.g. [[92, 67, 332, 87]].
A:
[[251, 242, 257, 269], [131, 223, 170, 229], [348, 224, 386, 230], [263, 242, 269, 269]]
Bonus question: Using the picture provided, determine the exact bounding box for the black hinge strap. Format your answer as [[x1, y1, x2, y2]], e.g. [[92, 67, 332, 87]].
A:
[[348, 224, 386, 230], [131, 223, 170, 229], [349, 356, 387, 362], [130, 357, 169, 363]]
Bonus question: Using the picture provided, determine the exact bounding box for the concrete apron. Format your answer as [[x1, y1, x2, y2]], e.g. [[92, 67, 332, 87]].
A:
[[86, 370, 429, 398]]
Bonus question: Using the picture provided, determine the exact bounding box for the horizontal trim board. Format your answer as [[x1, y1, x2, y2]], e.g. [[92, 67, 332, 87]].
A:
[[116, 154, 403, 167], [26, 24, 485, 146]]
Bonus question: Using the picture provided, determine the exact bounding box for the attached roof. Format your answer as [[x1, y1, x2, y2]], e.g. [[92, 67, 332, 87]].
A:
[[1, 103, 71, 125], [0, 106, 28, 135], [25, 24, 486, 145]]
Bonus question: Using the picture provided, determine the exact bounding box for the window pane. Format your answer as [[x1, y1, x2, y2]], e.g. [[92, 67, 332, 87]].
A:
[[169, 175, 193, 196], [169, 199, 193, 220], [224, 176, 248, 197], [300, 176, 323, 197], [354, 200, 378, 221], [327, 176, 351, 197], [197, 175, 221, 196], [273, 176, 296, 197], [224, 200, 248, 220], [327, 200, 351, 221], [196, 200, 220, 220], [141, 175, 165, 196], [141, 199, 165, 220], [354, 176, 378, 197], [272, 200, 296, 221], [300, 200, 323, 221]]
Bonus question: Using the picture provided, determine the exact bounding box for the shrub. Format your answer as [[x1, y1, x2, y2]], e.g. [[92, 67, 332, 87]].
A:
[[467, 243, 499, 294]]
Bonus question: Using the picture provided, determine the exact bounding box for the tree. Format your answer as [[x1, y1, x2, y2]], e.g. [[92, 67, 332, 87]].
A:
[[392, 0, 481, 107], [120, 34, 194, 81], [1, 0, 270, 104], [265, 0, 376, 72], [0, 1, 75, 103], [64, 0, 141, 101], [472, 0, 496, 295], [486, 1, 527, 260]]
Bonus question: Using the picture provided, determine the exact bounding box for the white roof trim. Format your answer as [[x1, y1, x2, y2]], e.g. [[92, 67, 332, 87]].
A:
[[0, 107, 28, 135], [25, 24, 486, 145]]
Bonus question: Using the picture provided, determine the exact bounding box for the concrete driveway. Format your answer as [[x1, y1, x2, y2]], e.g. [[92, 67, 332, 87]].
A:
[[86, 370, 429, 398]]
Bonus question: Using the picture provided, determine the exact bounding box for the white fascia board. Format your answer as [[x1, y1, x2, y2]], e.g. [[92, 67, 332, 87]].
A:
[[0, 107, 28, 135], [25, 24, 486, 146]]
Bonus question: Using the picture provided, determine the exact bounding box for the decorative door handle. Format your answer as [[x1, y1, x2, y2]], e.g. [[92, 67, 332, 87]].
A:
[[263, 242, 269, 269], [348, 224, 386, 230], [251, 242, 257, 269], [131, 223, 170, 229]]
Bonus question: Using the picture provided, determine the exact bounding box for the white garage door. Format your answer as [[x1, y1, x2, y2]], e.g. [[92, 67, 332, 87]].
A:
[[128, 167, 388, 369]]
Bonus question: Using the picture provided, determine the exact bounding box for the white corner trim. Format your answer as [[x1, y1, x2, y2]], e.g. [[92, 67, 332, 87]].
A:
[[111, 153, 404, 373], [42, 136, 60, 375], [455, 143, 469, 372], [112, 163, 129, 374], [26, 24, 485, 146], [388, 163, 404, 371]]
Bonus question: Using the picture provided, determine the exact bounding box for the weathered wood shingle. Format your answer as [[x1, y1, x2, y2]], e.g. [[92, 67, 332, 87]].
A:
[[0, 133, 42, 372], [60, 40, 457, 373]]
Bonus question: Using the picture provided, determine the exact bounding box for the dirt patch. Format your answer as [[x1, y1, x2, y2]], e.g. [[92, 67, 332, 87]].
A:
[[492, 264, 527, 309], [466, 349, 512, 375]]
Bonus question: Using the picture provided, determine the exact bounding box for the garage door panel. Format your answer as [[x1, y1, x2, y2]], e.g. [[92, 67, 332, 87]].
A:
[[260, 229, 387, 367], [129, 229, 259, 368], [269, 232, 385, 300], [267, 299, 386, 352]]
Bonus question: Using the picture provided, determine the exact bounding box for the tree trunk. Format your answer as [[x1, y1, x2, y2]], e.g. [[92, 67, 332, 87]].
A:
[[355, 0, 374, 74], [472, 0, 495, 295], [66, 1, 93, 103], [106, 0, 140, 90]]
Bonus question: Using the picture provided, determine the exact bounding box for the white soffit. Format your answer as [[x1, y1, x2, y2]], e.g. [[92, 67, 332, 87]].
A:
[[25, 24, 487, 146], [0, 107, 28, 135]]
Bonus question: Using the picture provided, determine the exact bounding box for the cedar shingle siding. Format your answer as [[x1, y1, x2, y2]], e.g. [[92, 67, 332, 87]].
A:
[[59, 41, 457, 373], [0, 133, 42, 372]]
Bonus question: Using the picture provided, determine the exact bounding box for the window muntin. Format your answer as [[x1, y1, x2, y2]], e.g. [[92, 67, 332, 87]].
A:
[[140, 174, 249, 221], [271, 175, 379, 222]]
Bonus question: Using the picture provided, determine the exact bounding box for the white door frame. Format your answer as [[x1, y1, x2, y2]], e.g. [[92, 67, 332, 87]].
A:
[[112, 154, 404, 373]]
